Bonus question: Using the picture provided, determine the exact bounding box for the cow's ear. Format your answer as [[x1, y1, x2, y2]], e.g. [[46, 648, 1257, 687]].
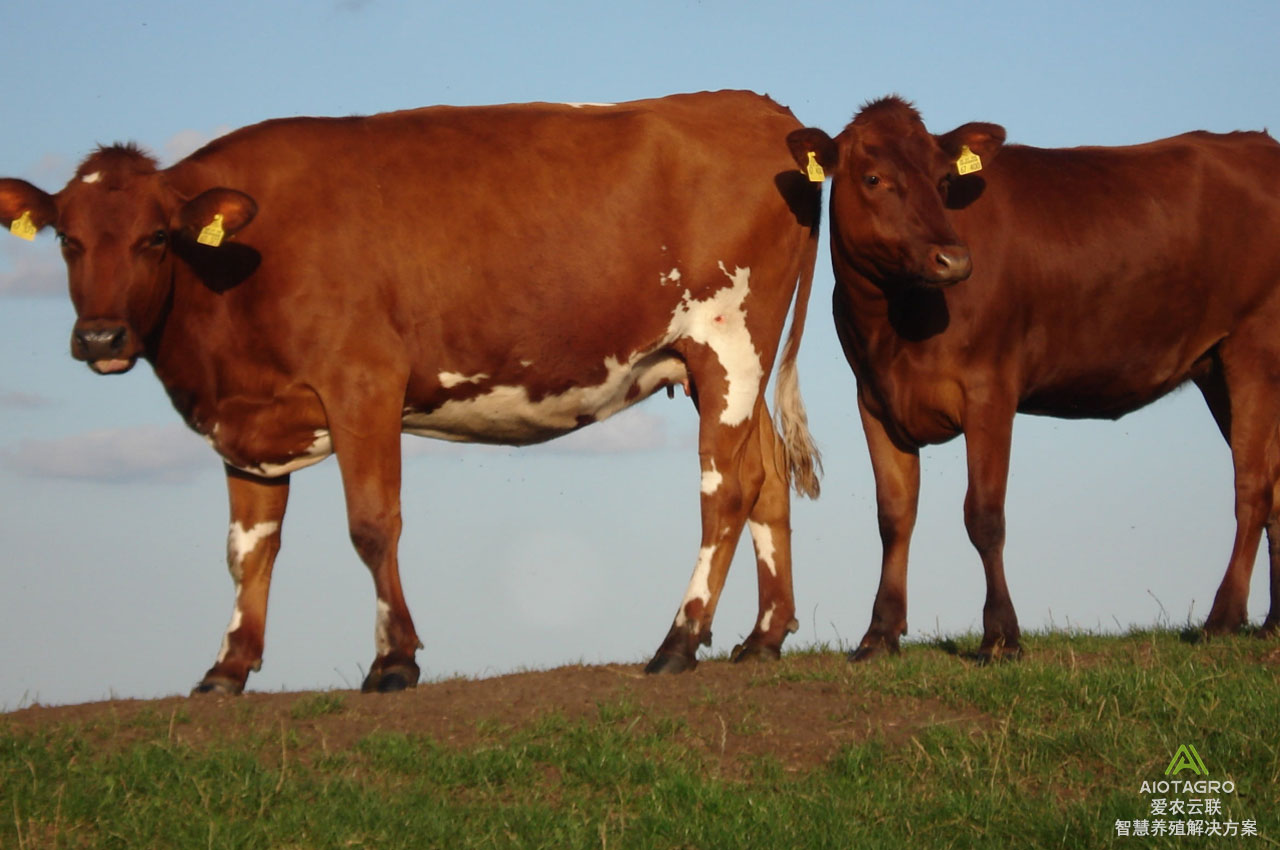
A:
[[0, 178, 58, 239], [178, 188, 258, 246], [787, 128, 839, 181], [937, 122, 1006, 169]]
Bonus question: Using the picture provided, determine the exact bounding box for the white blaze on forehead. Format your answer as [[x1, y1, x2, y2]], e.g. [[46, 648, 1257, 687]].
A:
[[439, 371, 490, 389], [675, 545, 716, 627], [700, 460, 723, 495], [81, 171, 102, 184], [375, 599, 392, 656], [748, 520, 777, 577], [666, 262, 763, 426], [226, 520, 280, 579]]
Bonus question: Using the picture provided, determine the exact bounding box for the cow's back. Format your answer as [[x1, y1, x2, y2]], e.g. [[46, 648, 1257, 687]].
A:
[[941, 130, 1280, 417]]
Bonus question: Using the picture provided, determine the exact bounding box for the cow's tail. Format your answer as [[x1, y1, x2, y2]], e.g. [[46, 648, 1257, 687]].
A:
[[774, 217, 823, 499]]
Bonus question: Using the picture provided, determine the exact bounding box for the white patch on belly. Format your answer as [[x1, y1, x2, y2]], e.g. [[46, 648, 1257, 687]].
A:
[[701, 460, 722, 495], [374, 599, 392, 656], [439, 371, 489, 389], [82, 171, 102, 184], [747, 520, 777, 577], [403, 354, 687, 444], [232, 430, 333, 478], [660, 267, 682, 286], [675, 545, 716, 627], [667, 263, 762, 426]]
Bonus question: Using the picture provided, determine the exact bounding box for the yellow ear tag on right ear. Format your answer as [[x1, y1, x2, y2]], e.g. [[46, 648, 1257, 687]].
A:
[[197, 213, 225, 247], [805, 151, 826, 183], [955, 145, 983, 175], [9, 210, 37, 241]]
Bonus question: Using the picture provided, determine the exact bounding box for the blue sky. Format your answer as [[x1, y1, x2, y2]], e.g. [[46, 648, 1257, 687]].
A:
[[1, 0, 1276, 708]]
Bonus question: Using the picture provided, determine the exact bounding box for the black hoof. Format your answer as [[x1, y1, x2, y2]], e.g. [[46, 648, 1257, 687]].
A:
[[191, 677, 242, 696], [361, 664, 420, 694], [644, 652, 697, 674], [730, 642, 781, 663]]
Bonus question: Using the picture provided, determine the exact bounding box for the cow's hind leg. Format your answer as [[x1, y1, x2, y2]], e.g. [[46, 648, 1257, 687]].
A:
[[731, 401, 800, 663], [194, 466, 290, 695], [1201, 349, 1279, 635], [646, 369, 767, 673]]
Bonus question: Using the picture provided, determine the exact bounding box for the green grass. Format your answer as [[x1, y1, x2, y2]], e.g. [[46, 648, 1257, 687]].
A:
[[3, 630, 1278, 849]]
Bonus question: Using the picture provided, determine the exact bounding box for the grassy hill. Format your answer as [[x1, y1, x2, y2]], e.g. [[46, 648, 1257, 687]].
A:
[[3, 630, 1277, 849]]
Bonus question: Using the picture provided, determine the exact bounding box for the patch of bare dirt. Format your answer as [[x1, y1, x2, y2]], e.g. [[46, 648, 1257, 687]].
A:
[[1, 653, 987, 778]]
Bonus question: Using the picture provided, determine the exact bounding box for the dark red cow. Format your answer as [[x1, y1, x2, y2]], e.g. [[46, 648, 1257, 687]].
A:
[[0, 90, 822, 693], [788, 96, 1280, 659]]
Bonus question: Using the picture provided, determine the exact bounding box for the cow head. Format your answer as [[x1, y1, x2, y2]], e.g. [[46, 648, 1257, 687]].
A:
[[788, 96, 1005, 287], [0, 144, 256, 374]]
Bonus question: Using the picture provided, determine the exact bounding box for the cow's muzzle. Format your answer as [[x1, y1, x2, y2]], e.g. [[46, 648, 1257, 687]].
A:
[[71, 319, 139, 374], [921, 244, 972, 285]]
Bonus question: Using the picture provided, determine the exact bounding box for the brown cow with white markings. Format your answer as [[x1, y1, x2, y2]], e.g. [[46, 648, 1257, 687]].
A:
[[789, 96, 1280, 661], [0, 90, 822, 692]]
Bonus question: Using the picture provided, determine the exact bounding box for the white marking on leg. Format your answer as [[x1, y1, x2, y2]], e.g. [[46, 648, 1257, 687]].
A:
[[216, 604, 243, 664], [226, 520, 281, 581], [701, 460, 723, 495], [759, 602, 776, 634], [747, 520, 777, 577], [665, 263, 762, 426], [375, 599, 392, 656], [675, 545, 716, 627], [439, 371, 490, 389]]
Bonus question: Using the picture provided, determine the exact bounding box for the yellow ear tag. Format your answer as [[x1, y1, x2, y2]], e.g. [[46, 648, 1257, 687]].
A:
[[805, 151, 826, 183], [9, 210, 37, 241], [955, 145, 983, 176], [197, 213, 225, 247]]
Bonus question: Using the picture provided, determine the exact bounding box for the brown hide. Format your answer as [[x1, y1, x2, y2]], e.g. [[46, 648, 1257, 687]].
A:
[[793, 96, 1280, 658], [2, 91, 822, 692]]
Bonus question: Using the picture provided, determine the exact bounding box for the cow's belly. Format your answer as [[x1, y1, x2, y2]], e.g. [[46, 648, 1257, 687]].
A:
[[402, 352, 688, 444]]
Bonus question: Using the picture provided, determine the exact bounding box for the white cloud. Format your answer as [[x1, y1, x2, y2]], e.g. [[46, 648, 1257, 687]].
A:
[[2, 423, 214, 484], [0, 389, 55, 409], [162, 126, 233, 167], [0, 242, 64, 297]]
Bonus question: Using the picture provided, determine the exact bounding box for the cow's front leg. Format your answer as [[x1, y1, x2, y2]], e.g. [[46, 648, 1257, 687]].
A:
[[194, 466, 290, 695], [327, 385, 422, 693], [962, 400, 1021, 661], [852, 397, 919, 661]]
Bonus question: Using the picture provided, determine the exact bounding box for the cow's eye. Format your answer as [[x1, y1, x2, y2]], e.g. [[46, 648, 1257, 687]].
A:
[[863, 174, 881, 188], [148, 230, 168, 248], [56, 231, 68, 246]]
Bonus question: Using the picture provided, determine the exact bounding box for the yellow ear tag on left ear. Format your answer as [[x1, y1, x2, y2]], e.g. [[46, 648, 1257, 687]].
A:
[[955, 145, 983, 175], [9, 210, 37, 241], [197, 213, 225, 247], [805, 151, 826, 183]]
